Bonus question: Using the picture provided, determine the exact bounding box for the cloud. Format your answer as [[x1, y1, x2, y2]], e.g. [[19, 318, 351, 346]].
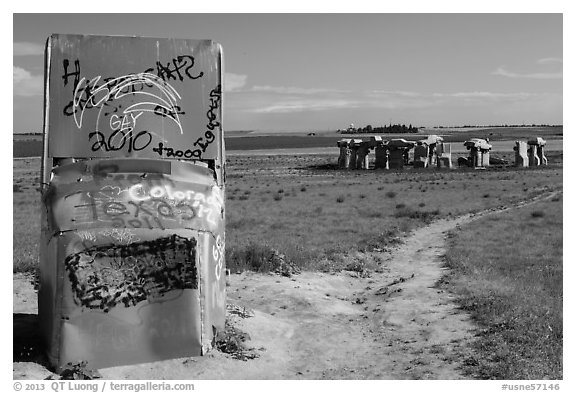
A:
[[492, 66, 562, 80], [14, 42, 44, 56], [252, 85, 350, 95], [252, 99, 359, 114], [225, 79, 560, 120], [537, 57, 563, 65], [13, 66, 43, 96], [369, 90, 422, 98], [224, 72, 247, 92], [436, 91, 537, 100]]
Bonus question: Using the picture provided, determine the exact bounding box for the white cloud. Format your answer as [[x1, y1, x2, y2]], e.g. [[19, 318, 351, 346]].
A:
[[13, 66, 43, 96], [252, 99, 359, 114], [252, 85, 349, 95], [492, 66, 562, 80], [537, 57, 563, 65], [227, 78, 560, 119], [438, 91, 537, 100], [14, 42, 44, 56], [369, 90, 422, 97], [224, 73, 247, 92]]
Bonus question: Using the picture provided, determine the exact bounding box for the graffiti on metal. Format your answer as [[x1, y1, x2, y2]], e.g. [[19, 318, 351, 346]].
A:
[[45, 160, 224, 233], [40, 34, 226, 371], [47, 35, 222, 159], [65, 235, 197, 312]]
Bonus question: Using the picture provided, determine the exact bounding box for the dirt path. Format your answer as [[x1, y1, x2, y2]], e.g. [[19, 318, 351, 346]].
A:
[[13, 191, 559, 380]]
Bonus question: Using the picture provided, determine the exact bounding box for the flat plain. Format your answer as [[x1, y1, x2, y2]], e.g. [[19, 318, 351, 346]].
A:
[[13, 136, 563, 379]]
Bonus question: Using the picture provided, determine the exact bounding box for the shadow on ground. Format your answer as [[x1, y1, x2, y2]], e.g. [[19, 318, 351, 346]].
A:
[[14, 313, 49, 366]]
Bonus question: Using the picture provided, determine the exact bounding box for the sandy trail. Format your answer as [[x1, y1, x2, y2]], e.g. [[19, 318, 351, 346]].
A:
[[13, 191, 558, 380]]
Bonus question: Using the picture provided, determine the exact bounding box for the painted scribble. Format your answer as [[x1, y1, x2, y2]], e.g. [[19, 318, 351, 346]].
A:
[[41, 36, 225, 369], [151, 84, 221, 159], [65, 235, 197, 312], [213, 235, 225, 281], [73, 72, 184, 134], [66, 181, 223, 230]]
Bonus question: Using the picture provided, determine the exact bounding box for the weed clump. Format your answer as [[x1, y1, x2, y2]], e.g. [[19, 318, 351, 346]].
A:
[[394, 206, 441, 223], [52, 361, 101, 380], [225, 243, 301, 277], [215, 320, 259, 361], [357, 229, 403, 252]]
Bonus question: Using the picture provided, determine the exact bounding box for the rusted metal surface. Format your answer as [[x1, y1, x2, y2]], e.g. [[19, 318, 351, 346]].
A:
[[39, 34, 225, 371]]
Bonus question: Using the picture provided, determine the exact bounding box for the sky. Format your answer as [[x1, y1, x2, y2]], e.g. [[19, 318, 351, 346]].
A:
[[13, 12, 563, 133]]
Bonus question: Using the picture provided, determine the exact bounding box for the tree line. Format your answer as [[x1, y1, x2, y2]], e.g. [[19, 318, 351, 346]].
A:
[[339, 124, 419, 134]]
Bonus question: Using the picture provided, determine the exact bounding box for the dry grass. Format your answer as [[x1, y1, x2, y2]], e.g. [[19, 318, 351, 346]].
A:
[[223, 154, 561, 273], [13, 159, 41, 274], [13, 155, 563, 276], [439, 196, 563, 379]]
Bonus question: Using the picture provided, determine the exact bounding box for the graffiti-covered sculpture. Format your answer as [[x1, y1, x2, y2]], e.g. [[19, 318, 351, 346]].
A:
[[348, 139, 363, 169], [337, 139, 352, 169], [514, 140, 529, 167], [463, 138, 492, 168], [39, 34, 226, 371], [387, 139, 415, 169], [528, 137, 547, 166], [421, 135, 443, 167], [355, 140, 371, 170], [413, 142, 429, 168], [436, 142, 452, 168]]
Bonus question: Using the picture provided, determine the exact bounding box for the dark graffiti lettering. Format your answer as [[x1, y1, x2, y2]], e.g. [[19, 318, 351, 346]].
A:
[[62, 56, 204, 117], [152, 142, 202, 159], [127, 200, 155, 219], [65, 174, 222, 230], [103, 201, 129, 216], [131, 130, 153, 151], [62, 59, 81, 89], [154, 55, 203, 81], [151, 85, 221, 159], [61, 57, 203, 89], [156, 61, 180, 81], [157, 201, 175, 218], [206, 85, 221, 131], [178, 55, 204, 80], [89, 130, 152, 153], [153, 105, 185, 120], [177, 202, 196, 220], [64, 235, 197, 312]]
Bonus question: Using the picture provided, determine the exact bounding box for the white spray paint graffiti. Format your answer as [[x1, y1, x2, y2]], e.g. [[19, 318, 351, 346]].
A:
[[72, 72, 184, 134], [212, 235, 225, 280]]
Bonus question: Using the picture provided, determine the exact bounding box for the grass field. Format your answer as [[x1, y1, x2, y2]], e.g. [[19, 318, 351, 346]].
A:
[[12, 152, 563, 379], [13, 158, 41, 274], [440, 196, 563, 379], [13, 154, 563, 275]]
